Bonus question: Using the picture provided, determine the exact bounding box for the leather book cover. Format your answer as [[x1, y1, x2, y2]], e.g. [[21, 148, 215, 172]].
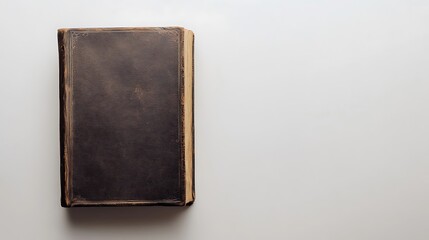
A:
[[58, 27, 194, 207]]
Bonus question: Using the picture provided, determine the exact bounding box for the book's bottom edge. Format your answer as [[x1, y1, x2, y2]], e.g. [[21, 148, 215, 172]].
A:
[[62, 200, 188, 208]]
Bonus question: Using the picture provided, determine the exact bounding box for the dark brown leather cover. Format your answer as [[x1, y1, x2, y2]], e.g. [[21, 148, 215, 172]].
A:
[[58, 27, 194, 207]]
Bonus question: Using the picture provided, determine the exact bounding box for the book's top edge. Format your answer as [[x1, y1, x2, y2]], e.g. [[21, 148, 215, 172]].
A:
[[58, 26, 191, 33]]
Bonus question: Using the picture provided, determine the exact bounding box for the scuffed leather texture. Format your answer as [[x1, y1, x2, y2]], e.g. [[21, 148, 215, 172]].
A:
[[61, 28, 185, 205]]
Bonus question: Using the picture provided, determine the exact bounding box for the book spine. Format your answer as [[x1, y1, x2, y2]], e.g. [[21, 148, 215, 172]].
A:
[[58, 29, 71, 207]]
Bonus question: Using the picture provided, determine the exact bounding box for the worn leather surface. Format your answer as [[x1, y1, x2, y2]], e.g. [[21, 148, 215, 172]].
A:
[[63, 28, 184, 203]]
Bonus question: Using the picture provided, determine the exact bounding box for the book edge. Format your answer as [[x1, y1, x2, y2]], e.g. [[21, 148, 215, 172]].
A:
[[58, 26, 186, 33], [184, 29, 195, 206], [70, 199, 184, 207]]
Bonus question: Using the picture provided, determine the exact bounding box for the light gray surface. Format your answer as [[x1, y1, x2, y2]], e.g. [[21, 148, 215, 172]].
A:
[[1, 0, 428, 239]]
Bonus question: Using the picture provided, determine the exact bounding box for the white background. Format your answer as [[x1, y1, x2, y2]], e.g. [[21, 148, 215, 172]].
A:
[[1, 0, 428, 239]]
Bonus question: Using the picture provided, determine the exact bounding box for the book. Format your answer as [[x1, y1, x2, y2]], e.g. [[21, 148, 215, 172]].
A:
[[58, 27, 194, 207]]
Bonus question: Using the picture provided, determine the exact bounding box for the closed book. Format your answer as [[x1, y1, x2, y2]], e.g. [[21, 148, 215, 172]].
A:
[[58, 27, 194, 207]]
